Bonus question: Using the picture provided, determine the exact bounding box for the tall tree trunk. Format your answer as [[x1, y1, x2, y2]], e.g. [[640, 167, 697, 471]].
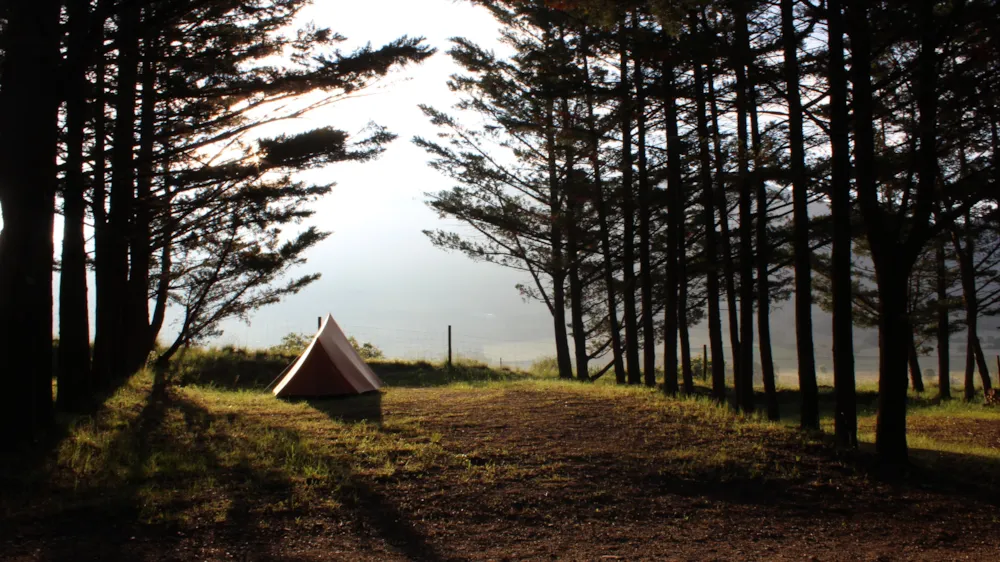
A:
[[828, 0, 857, 447], [734, 2, 755, 414], [991, 99, 999, 183], [561, 102, 590, 381], [909, 0, 941, 259], [953, 225, 994, 395], [551, 272, 573, 380], [583, 43, 625, 384], [782, 0, 818, 429], [692, 32, 727, 401], [674, 34, 693, 394], [935, 236, 950, 400], [907, 324, 924, 392], [127, 28, 160, 374], [108, 0, 142, 381], [566, 192, 589, 382], [543, 40, 573, 381], [664, 34, 694, 395], [149, 190, 172, 346], [679, 243, 693, 395], [662, 54, 682, 395], [635, 44, 656, 387], [560, 90, 589, 382], [959, 215, 977, 402], [972, 338, 992, 392], [58, 0, 95, 412], [748, 66, 778, 421], [964, 337, 976, 400], [619, 19, 641, 385], [848, 0, 910, 469], [900, 0, 940, 404], [0, 0, 62, 445], [708, 62, 741, 398], [873, 263, 911, 467], [91, 33, 113, 391], [964, 340, 977, 400], [991, 104, 999, 187]]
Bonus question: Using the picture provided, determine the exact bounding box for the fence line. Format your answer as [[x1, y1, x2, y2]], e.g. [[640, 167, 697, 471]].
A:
[[226, 318, 997, 385]]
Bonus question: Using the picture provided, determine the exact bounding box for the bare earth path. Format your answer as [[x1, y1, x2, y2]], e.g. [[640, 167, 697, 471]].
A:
[[5, 383, 1000, 561]]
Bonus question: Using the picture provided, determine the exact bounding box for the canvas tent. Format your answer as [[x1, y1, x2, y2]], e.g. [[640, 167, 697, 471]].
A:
[[272, 314, 383, 397]]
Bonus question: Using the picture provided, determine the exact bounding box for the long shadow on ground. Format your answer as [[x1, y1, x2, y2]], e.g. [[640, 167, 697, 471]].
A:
[[305, 391, 455, 562], [2, 383, 354, 562], [306, 391, 383, 425]]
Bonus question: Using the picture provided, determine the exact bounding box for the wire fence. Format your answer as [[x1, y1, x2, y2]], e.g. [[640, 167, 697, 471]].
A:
[[223, 317, 999, 388], [337, 322, 546, 370]]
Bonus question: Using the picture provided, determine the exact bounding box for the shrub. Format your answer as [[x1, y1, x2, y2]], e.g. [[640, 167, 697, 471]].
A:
[[348, 336, 385, 360], [529, 357, 560, 378], [268, 331, 384, 360], [269, 332, 311, 356]]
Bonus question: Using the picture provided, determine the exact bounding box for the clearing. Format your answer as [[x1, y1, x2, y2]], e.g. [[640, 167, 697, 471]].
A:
[[2, 361, 999, 561]]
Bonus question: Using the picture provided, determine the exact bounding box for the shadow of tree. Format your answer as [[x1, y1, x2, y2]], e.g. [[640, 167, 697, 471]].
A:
[[0, 373, 167, 506], [2, 382, 361, 562], [303, 393, 454, 562], [339, 480, 451, 562], [305, 391, 383, 425]]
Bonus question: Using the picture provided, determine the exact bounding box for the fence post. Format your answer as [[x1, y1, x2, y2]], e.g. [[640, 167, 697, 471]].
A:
[[448, 325, 453, 368]]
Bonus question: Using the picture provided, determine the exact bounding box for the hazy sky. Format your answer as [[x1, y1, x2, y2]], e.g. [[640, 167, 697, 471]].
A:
[[212, 0, 559, 365], [236, 0, 857, 374], [218, 0, 852, 375]]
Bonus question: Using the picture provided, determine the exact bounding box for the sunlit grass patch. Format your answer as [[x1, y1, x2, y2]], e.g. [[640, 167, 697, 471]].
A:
[[907, 398, 1000, 419], [20, 369, 475, 527], [902, 434, 1000, 460], [181, 385, 461, 480], [54, 371, 155, 487], [856, 429, 1000, 475]]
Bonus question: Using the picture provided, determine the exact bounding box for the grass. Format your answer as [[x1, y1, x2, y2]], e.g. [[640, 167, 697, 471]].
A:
[[160, 348, 1000, 460], [3, 350, 1000, 559], [4, 355, 542, 526], [28, 371, 469, 527], [164, 345, 298, 389], [767, 382, 1000, 461]]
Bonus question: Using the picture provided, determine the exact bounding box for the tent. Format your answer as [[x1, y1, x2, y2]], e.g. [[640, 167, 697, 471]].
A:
[[272, 314, 383, 398]]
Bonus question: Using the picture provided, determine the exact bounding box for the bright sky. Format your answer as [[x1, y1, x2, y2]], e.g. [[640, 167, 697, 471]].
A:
[[212, 0, 558, 365]]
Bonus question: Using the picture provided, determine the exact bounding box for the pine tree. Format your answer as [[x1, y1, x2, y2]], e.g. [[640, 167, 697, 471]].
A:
[[0, 0, 62, 444], [416, 4, 584, 380], [827, 0, 858, 448]]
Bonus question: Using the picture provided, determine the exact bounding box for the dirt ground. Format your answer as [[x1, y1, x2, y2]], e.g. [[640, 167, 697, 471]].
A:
[[5, 386, 1000, 561]]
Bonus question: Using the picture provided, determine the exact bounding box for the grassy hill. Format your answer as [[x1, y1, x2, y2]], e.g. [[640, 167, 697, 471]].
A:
[[2, 353, 999, 560]]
